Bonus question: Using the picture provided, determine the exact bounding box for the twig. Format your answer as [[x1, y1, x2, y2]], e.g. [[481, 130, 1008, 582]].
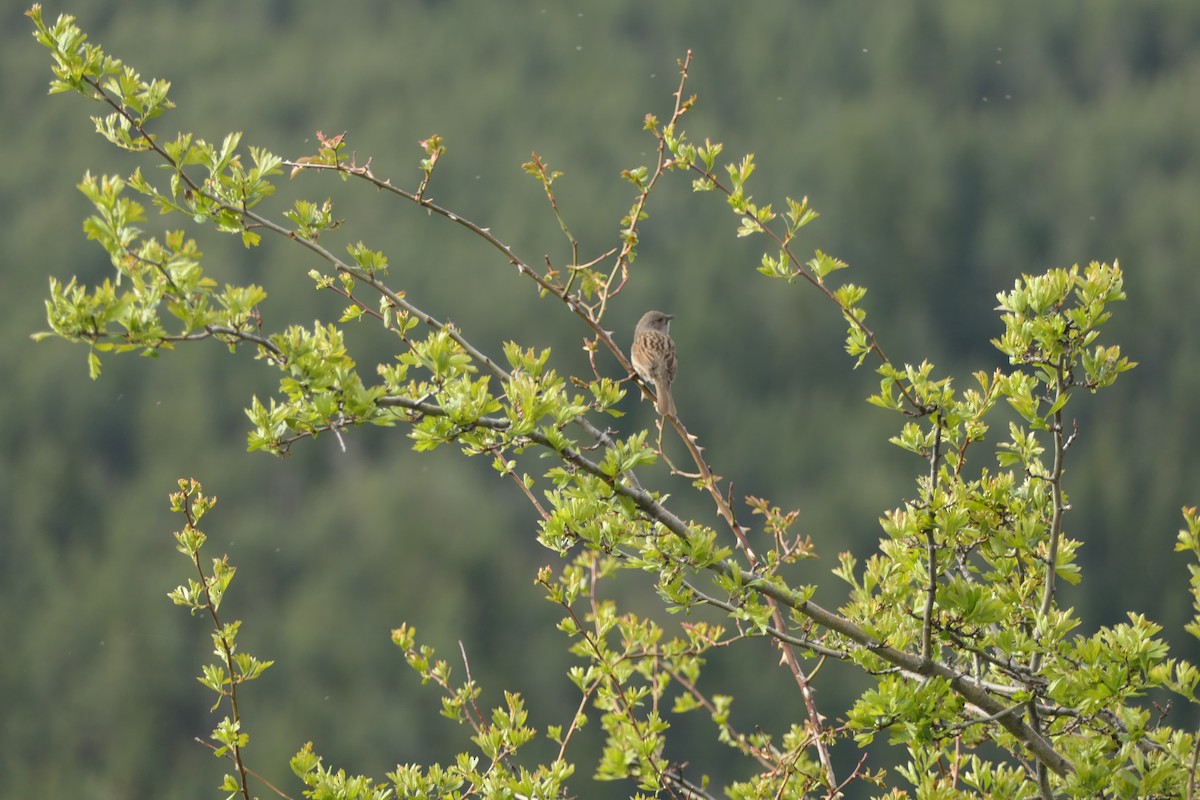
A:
[[193, 737, 296, 800], [922, 420, 944, 664]]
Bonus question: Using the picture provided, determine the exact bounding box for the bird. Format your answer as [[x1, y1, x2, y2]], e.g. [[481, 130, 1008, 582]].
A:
[[631, 310, 677, 417]]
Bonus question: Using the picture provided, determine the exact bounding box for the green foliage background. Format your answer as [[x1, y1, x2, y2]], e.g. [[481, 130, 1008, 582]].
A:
[[4, 1, 1200, 796]]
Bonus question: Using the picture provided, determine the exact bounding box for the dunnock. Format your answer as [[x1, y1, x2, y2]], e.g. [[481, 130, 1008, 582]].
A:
[[631, 310, 677, 417]]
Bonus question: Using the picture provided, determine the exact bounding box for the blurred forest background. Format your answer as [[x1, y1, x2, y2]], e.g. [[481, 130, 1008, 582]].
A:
[[5, 1, 1200, 797]]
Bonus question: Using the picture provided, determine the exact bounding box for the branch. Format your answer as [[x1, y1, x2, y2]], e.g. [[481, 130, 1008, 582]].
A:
[[193, 737, 295, 800], [1189, 726, 1200, 800], [922, 420, 945, 664], [1036, 362, 1069, 628], [683, 581, 848, 659], [376, 395, 1075, 777], [745, 574, 1073, 777], [676, 161, 922, 414], [179, 501, 252, 800]]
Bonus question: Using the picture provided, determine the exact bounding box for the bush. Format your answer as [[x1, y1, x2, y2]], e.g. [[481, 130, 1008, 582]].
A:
[[27, 5, 1200, 798]]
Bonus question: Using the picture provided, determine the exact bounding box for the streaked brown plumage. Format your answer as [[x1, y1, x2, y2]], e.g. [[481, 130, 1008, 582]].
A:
[[631, 310, 677, 417]]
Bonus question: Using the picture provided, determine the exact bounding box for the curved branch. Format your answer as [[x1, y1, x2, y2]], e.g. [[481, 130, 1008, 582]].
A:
[[375, 394, 1075, 777]]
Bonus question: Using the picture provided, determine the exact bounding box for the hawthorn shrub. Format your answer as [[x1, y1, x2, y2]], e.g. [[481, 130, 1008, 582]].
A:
[[28, 6, 1200, 799]]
